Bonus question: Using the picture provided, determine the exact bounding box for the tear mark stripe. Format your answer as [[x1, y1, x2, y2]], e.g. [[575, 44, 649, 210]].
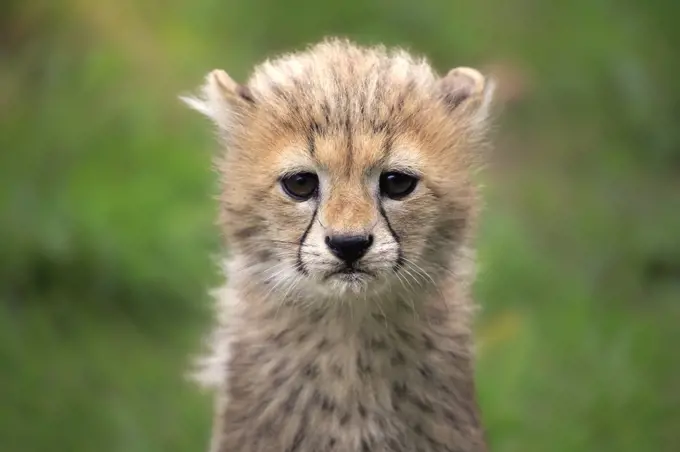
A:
[[296, 206, 318, 275], [378, 201, 403, 268]]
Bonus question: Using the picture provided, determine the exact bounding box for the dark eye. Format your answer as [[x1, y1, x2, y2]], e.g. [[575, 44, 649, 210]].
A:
[[379, 172, 418, 200], [281, 172, 319, 201]]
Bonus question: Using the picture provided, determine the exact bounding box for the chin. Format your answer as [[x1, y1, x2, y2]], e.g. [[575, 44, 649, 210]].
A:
[[326, 272, 372, 296]]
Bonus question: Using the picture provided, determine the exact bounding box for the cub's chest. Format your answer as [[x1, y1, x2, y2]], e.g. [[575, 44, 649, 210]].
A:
[[219, 323, 477, 452]]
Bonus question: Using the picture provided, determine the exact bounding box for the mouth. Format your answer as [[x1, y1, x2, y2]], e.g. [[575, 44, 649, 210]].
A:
[[324, 266, 375, 281]]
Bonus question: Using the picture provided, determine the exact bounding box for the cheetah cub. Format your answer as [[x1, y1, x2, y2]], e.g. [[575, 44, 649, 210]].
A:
[[182, 38, 496, 452]]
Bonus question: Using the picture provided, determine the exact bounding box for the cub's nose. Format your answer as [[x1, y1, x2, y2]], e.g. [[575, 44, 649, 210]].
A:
[[325, 234, 374, 264]]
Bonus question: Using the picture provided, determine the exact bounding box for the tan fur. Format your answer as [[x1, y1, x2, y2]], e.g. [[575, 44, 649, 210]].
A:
[[182, 38, 496, 452]]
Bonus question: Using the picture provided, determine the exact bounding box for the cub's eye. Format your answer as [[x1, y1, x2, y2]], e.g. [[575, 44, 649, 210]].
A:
[[380, 172, 418, 200], [280, 172, 319, 201]]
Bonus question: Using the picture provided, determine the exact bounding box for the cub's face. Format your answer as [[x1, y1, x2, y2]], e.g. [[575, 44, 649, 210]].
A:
[[182, 41, 494, 300], [245, 132, 447, 297], [224, 131, 463, 298]]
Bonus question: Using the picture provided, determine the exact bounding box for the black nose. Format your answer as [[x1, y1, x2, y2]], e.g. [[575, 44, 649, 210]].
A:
[[325, 234, 373, 263]]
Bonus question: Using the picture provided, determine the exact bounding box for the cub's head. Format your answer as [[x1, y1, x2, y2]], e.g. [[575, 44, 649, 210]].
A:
[[182, 39, 495, 300]]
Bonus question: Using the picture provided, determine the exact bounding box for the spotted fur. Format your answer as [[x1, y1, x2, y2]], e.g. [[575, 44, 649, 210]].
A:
[[182, 38, 496, 452]]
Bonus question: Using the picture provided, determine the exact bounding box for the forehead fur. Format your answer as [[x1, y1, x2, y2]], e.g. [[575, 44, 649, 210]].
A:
[[248, 38, 438, 122], [184, 38, 495, 171]]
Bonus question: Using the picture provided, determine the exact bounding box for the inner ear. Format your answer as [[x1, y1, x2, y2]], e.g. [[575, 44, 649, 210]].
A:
[[437, 66, 496, 133], [209, 69, 256, 105], [437, 67, 487, 111]]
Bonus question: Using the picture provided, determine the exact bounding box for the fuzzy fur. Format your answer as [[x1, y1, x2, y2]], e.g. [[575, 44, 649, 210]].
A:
[[182, 38, 496, 452]]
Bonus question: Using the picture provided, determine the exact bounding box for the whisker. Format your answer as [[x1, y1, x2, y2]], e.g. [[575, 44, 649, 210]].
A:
[[261, 264, 294, 300], [275, 274, 301, 318], [397, 264, 418, 292], [392, 267, 418, 319], [394, 267, 418, 320], [401, 257, 436, 286], [402, 257, 449, 313], [403, 265, 422, 287]]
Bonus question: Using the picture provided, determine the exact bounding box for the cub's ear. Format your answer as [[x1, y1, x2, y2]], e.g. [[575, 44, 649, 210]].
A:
[[179, 69, 255, 132], [437, 66, 496, 131]]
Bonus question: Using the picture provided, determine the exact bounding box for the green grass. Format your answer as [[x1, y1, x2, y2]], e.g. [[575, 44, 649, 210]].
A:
[[0, 301, 212, 452], [475, 199, 679, 451]]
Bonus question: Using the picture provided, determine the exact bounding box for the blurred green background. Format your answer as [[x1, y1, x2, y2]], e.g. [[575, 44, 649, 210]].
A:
[[1, 1, 679, 451]]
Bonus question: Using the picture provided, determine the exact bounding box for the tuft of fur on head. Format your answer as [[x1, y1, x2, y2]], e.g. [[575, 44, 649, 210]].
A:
[[181, 38, 495, 143], [181, 37, 496, 307]]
